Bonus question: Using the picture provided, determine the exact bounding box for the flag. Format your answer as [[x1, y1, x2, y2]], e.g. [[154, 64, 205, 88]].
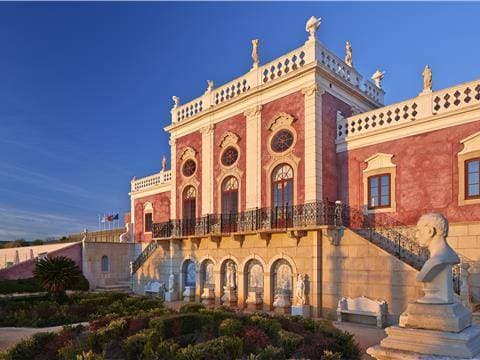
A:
[[107, 214, 114, 221], [113, 214, 119, 220], [100, 216, 106, 223]]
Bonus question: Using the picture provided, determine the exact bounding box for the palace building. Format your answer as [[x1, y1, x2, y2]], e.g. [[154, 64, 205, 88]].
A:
[[123, 16, 480, 323]]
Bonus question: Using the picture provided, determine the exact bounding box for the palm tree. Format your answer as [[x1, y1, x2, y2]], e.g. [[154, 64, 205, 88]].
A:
[[33, 256, 82, 301]]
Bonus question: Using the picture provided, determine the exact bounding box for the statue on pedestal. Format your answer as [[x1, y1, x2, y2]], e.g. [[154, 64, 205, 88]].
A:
[[168, 273, 176, 293], [119, 223, 131, 243], [172, 96, 180, 109], [305, 16, 321, 40], [422, 65, 432, 93], [295, 274, 306, 306], [345, 41, 353, 67], [371, 70, 385, 89], [251, 39, 259, 69], [225, 261, 236, 289], [161, 155, 167, 172]]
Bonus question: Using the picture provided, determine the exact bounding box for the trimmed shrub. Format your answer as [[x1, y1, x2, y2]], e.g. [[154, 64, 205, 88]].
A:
[[178, 336, 243, 360], [243, 326, 271, 354], [2, 332, 56, 360], [122, 332, 149, 360], [0, 278, 43, 294], [277, 330, 303, 357], [149, 313, 204, 339], [179, 303, 205, 313], [218, 318, 243, 337], [256, 345, 285, 360], [321, 350, 343, 360], [142, 339, 180, 360], [248, 315, 282, 341]]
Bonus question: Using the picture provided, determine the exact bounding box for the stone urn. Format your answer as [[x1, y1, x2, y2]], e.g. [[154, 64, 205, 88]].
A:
[[201, 287, 215, 306], [246, 291, 263, 311], [183, 286, 195, 302]]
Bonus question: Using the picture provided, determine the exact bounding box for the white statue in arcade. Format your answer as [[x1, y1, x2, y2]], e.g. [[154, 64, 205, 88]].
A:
[[225, 261, 236, 289], [168, 273, 176, 293], [415, 212, 460, 304], [119, 223, 131, 243], [295, 274, 306, 306]]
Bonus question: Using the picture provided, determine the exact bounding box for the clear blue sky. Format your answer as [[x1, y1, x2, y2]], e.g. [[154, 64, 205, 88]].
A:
[[0, 2, 479, 240]]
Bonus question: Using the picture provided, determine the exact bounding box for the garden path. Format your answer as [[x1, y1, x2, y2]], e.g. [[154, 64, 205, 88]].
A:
[[333, 321, 386, 360], [0, 322, 88, 351]]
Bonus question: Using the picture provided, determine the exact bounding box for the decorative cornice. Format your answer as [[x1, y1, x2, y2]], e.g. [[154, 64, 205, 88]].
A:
[[363, 153, 396, 173], [219, 131, 240, 148], [244, 105, 262, 118], [180, 146, 197, 161], [302, 84, 320, 97], [267, 112, 295, 132], [459, 131, 480, 155]]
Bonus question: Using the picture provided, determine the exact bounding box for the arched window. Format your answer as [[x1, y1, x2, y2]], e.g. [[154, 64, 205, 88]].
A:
[[101, 255, 109, 272], [222, 176, 239, 214], [221, 177, 238, 232], [271, 164, 293, 208], [183, 186, 196, 219]]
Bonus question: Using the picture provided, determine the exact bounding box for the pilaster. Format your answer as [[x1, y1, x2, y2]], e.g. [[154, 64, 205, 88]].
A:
[[303, 83, 325, 202], [169, 136, 177, 219], [244, 105, 262, 209], [200, 124, 215, 215], [311, 230, 323, 317]]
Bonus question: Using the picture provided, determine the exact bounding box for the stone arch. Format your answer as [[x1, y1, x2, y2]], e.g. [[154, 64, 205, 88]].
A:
[[243, 255, 266, 307], [267, 253, 298, 275], [215, 254, 240, 273], [217, 255, 240, 301], [199, 256, 216, 291], [240, 254, 267, 272], [268, 254, 298, 306], [180, 256, 198, 294]]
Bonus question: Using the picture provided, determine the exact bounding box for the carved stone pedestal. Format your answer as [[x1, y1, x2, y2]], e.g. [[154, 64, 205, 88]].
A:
[[221, 287, 237, 307], [165, 290, 178, 302], [292, 305, 311, 317], [201, 287, 215, 306], [400, 302, 471, 333], [246, 291, 263, 311], [367, 325, 480, 359], [273, 292, 291, 315], [183, 286, 195, 302]]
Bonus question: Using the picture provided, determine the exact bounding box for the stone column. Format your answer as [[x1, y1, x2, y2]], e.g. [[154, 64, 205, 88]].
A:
[[237, 271, 245, 309], [169, 136, 177, 219], [302, 84, 324, 202], [311, 230, 322, 317], [244, 106, 262, 209], [214, 269, 222, 305], [263, 271, 272, 311], [201, 124, 215, 215]]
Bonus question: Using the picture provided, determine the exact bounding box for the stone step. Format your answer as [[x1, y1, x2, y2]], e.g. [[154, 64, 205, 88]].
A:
[[473, 312, 480, 326], [95, 284, 132, 294]]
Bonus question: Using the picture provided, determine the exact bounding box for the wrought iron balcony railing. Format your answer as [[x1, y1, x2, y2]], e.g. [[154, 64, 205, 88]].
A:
[[151, 200, 341, 239]]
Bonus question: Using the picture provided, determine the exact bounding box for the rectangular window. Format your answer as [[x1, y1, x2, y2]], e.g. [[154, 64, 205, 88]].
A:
[[144, 213, 153, 232], [368, 174, 391, 209], [466, 158, 480, 199]]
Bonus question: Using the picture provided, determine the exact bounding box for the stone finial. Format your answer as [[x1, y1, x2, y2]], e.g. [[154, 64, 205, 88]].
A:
[[345, 41, 353, 67], [172, 96, 180, 109], [421, 65, 432, 94], [416, 212, 460, 304], [371, 69, 385, 89], [251, 39, 259, 69], [161, 155, 167, 171], [306, 16, 321, 40], [206, 80, 214, 92]]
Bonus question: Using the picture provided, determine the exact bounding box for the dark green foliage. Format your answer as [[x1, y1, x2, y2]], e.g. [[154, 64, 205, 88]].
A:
[[148, 313, 205, 339], [177, 336, 243, 360], [178, 303, 205, 313], [256, 345, 286, 360], [218, 318, 243, 337], [0, 278, 43, 294], [277, 329, 303, 357], [33, 256, 82, 300], [122, 332, 149, 360], [247, 314, 282, 341], [1, 332, 56, 360]]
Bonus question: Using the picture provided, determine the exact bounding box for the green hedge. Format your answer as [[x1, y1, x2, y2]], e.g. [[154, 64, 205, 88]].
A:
[[0, 275, 89, 295]]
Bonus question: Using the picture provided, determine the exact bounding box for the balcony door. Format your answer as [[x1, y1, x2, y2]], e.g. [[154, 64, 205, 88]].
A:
[[221, 176, 238, 232], [182, 186, 196, 235], [271, 164, 293, 228]]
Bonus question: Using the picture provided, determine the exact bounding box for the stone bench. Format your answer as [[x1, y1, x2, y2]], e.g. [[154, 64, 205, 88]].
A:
[[337, 296, 387, 328], [144, 281, 165, 298]]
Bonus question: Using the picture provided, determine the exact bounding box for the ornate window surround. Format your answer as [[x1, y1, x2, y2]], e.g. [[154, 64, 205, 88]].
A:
[[266, 112, 297, 157], [216, 168, 243, 214], [362, 153, 396, 214], [218, 131, 241, 169], [458, 131, 480, 206], [179, 181, 199, 219], [180, 146, 198, 180], [143, 201, 153, 234], [264, 157, 299, 207]]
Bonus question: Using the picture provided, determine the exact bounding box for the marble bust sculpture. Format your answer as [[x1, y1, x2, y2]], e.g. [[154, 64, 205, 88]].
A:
[[415, 212, 460, 304]]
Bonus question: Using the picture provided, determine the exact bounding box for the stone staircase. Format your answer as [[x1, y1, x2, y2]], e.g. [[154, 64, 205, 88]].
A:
[[131, 240, 159, 275]]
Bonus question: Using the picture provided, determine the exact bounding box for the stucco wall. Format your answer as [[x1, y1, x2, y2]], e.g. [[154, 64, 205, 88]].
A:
[[134, 192, 171, 243], [338, 120, 480, 224], [321, 228, 422, 325], [0, 242, 82, 280], [82, 242, 136, 289]]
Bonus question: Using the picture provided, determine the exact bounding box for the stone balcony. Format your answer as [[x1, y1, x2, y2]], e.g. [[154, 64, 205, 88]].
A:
[[336, 78, 480, 149], [130, 170, 172, 193], [170, 36, 384, 125]]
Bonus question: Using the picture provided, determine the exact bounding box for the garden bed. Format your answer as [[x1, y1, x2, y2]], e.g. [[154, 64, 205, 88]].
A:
[[0, 301, 361, 360]]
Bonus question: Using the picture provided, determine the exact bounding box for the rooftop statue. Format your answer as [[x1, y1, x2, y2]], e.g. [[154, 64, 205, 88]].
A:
[[416, 212, 460, 304], [345, 41, 353, 67], [371, 70, 385, 89], [161, 155, 167, 171], [206, 80, 214, 92], [305, 16, 321, 40], [251, 39, 259, 69], [422, 65, 433, 93], [172, 96, 180, 109]]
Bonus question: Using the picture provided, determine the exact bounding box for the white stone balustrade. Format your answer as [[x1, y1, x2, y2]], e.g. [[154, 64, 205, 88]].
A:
[[170, 39, 384, 124], [336, 79, 480, 142], [131, 170, 172, 192]]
